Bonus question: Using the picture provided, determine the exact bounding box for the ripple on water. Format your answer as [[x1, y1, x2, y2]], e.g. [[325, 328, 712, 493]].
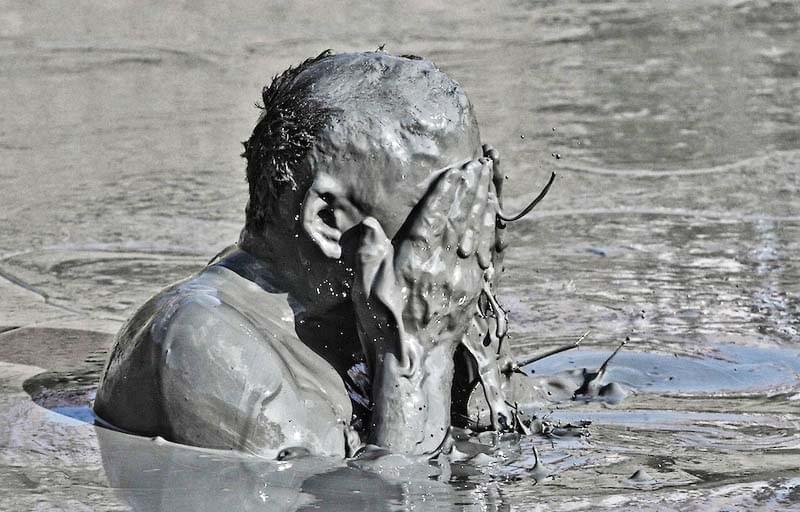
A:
[[503, 211, 800, 352], [0, 250, 207, 318]]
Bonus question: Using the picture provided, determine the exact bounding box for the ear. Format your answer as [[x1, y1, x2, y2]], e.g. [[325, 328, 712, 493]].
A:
[[302, 187, 343, 259], [303, 174, 367, 259], [304, 172, 363, 259]]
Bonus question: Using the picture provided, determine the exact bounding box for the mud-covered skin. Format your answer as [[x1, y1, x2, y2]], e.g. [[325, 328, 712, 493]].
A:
[[297, 52, 482, 244], [94, 258, 354, 458], [453, 144, 519, 433], [351, 159, 497, 453], [95, 51, 522, 457]]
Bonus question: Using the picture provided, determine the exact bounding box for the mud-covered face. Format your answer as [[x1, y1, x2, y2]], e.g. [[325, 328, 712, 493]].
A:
[[290, 51, 482, 250], [300, 158, 478, 260], [294, 153, 483, 321], [300, 133, 482, 260], [266, 50, 485, 314]]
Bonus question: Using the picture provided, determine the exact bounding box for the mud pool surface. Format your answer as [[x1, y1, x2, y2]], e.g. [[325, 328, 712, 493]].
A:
[[1, 0, 800, 510]]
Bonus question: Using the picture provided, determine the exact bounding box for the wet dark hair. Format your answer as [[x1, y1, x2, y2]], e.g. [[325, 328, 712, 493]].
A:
[[242, 50, 334, 233]]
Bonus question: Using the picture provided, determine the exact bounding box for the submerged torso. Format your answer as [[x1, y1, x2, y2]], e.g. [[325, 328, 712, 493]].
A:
[[94, 261, 352, 458]]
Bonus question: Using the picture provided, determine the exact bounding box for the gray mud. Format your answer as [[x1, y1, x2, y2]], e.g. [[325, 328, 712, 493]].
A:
[[2, 0, 800, 509], [6, 326, 800, 510]]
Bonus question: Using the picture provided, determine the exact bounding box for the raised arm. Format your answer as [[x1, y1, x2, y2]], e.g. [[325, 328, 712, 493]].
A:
[[351, 157, 501, 454]]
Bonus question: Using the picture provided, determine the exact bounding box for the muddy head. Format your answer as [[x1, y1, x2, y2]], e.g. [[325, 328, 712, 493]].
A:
[[297, 52, 483, 245], [240, 51, 486, 284]]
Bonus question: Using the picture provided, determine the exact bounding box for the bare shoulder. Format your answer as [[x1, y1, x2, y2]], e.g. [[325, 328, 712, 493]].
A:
[[117, 266, 289, 350], [98, 271, 240, 379], [94, 268, 280, 431], [94, 267, 350, 456]]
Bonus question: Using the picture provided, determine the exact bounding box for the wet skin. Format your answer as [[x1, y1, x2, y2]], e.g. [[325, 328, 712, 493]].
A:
[[351, 157, 511, 453], [94, 52, 521, 458], [94, 153, 507, 458], [93, 253, 355, 457]]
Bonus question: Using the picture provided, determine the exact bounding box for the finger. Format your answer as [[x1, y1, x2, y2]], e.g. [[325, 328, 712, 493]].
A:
[[482, 144, 501, 182], [355, 219, 421, 378], [493, 176, 508, 256], [370, 243, 402, 325], [356, 217, 392, 296], [353, 218, 405, 369], [444, 159, 482, 251], [458, 158, 492, 258], [476, 187, 498, 270], [482, 145, 507, 256], [483, 144, 504, 206], [407, 167, 460, 242], [482, 144, 500, 167], [356, 218, 403, 325]]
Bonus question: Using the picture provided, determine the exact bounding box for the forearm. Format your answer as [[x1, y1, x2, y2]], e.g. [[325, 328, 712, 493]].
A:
[[368, 343, 455, 454]]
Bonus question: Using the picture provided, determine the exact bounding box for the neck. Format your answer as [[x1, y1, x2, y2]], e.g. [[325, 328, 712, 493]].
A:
[[234, 228, 363, 376], [238, 228, 333, 310], [215, 247, 284, 294]]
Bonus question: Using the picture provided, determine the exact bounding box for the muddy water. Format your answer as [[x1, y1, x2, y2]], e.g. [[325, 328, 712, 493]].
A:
[[1, 0, 799, 510]]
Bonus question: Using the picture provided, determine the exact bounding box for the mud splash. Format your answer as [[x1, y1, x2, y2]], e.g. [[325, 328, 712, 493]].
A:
[[14, 327, 800, 510]]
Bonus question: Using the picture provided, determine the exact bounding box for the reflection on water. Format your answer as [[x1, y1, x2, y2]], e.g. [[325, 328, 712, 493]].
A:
[[1, 0, 799, 509], [96, 427, 400, 512], [94, 426, 526, 512]]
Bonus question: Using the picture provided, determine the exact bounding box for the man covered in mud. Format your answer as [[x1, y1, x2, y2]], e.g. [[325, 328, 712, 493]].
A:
[[94, 51, 528, 458]]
